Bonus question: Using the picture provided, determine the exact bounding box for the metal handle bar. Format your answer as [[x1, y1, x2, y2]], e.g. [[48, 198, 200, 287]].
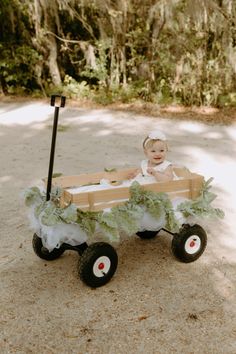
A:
[[46, 95, 66, 201]]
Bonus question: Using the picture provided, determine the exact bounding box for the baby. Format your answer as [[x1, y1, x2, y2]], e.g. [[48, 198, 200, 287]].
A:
[[130, 130, 176, 182]]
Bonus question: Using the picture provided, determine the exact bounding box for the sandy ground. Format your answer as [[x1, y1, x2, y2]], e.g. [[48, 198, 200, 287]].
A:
[[0, 99, 236, 354]]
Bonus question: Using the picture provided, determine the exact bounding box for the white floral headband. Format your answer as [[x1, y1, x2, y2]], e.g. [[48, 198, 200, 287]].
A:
[[143, 130, 167, 148]]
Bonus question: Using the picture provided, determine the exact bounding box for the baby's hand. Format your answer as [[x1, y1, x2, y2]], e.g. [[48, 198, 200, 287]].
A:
[[127, 168, 140, 179], [147, 167, 156, 176]]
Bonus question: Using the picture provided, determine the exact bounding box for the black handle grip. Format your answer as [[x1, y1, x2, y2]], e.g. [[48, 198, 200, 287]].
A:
[[50, 94, 66, 107]]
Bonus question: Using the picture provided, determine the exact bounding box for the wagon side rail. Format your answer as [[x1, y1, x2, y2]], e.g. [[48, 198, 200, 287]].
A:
[[51, 168, 137, 189], [49, 167, 204, 211]]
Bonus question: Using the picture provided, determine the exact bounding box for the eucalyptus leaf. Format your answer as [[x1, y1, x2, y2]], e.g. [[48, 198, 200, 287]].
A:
[[60, 204, 78, 223], [50, 186, 63, 199], [104, 167, 117, 172], [97, 212, 120, 241], [52, 172, 63, 178], [177, 178, 225, 220], [40, 203, 61, 226], [77, 209, 98, 236], [101, 212, 118, 228], [24, 186, 44, 207], [34, 201, 47, 218], [99, 222, 120, 242], [112, 203, 144, 235]]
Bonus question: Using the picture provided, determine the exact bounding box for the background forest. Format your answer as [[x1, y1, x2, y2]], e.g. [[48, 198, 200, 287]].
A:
[[1, 0, 236, 107]]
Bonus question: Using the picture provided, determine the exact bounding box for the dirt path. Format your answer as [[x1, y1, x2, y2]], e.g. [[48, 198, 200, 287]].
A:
[[0, 99, 236, 354]]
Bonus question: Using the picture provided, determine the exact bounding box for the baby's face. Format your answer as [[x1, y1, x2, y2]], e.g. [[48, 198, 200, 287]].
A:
[[144, 140, 167, 165]]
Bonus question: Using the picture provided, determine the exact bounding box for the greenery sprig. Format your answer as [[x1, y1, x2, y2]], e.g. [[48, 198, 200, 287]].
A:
[[177, 178, 225, 219]]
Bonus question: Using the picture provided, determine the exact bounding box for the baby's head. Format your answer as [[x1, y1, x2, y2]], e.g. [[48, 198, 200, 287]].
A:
[[143, 130, 168, 165], [143, 130, 168, 149]]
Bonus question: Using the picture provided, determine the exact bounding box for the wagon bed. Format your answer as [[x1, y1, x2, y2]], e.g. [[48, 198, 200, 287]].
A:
[[50, 167, 204, 211]]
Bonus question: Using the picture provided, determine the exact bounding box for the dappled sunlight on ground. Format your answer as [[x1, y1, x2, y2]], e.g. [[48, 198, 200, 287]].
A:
[[0, 101, 52, 126], [0, 175, 12, 184], [177, 120, 207, 134]]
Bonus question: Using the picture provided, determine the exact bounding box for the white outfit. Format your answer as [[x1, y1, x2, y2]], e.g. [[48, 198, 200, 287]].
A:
[[132, 159, 178, 184], [141, 159, 172, 176]]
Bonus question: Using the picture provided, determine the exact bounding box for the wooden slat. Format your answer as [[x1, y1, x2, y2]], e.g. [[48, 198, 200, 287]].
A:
[[86, 191, 196, 211], [143, 179, 191, 193], [66, 184, 201, 211], [101, 168, 138, 181], [91, 200, 130, 211], [54, 168, 204, 211], [50, 167, 197, 188], [173, 166, 192, 178], [51, 168, 137, 188], [71, 192, 89, 205], [51, 167, 200, 188], [86, 178, 197, 206], [88, 187, 131, 206], [87, 191, 193, 211], [190, 175, 204, 199]]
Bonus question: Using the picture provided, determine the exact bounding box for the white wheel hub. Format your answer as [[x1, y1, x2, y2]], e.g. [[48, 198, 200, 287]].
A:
[[93, 256, 111, 277], [185, 235, 201, 254]]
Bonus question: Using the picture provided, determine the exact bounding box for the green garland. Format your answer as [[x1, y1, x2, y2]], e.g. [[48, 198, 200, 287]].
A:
[[177, 177, 224, 219], [128, 182, 180, 232], [23, 179, 224, 242]]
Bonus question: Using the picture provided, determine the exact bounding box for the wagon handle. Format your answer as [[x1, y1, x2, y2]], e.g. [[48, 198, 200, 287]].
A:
[[46, 95, 66, 201]]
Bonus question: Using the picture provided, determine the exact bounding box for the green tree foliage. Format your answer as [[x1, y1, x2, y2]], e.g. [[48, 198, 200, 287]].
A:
[[1, 0, 236, 106], [0, 0, 41, 94]]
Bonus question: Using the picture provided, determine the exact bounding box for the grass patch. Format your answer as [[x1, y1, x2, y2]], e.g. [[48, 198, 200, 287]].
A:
[[46, 124, 69, 132]]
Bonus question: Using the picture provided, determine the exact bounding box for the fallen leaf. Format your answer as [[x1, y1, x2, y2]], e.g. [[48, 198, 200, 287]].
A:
[[138, 315, 149, 321]]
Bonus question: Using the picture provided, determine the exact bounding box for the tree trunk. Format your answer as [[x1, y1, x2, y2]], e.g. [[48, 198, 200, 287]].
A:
[[47, 35, 61, 86], [0, 75, 8, 95], [35, 0, 62, 86]]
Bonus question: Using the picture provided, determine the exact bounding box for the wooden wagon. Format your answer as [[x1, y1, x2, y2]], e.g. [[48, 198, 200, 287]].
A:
[[51, 166, 204, 212], [31, 95, 208, 288]]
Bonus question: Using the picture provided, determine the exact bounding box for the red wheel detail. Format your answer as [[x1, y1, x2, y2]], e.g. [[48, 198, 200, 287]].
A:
[[98, 262, 105, 270], [93, 256, 111, 277], [185, 235, 201, 254], [190, 240, 195, 247]]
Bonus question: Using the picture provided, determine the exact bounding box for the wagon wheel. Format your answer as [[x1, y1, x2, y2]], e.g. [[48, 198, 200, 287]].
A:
[[32, 233, 65, 261], [171, 224, 207, 263], [136, 230, 160, 239], [78, 242, 118, 288]]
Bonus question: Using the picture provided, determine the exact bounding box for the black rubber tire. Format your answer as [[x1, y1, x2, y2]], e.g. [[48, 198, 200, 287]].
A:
[[32, 233, 65, 261], [136, 230, 160, 239], [78, 242, 118, 288], [171, 224, 207, 263]]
